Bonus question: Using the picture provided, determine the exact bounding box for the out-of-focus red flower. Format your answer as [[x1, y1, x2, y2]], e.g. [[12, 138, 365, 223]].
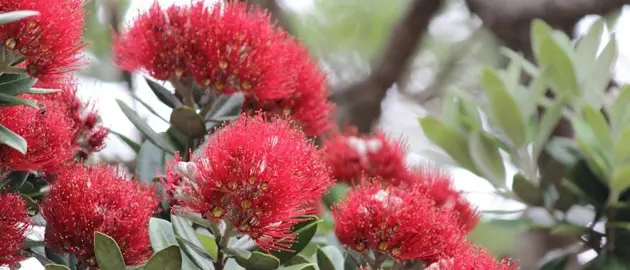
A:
[[162, 114, 333, 251], [0, 193, 30, 267], [425, 245, 518, 270], [322, 129, 410, 186], [0, 0, 85, 81], [41, 164, 158, 267], [332, 181, 463, 263], [114, 1, 334, 137], [408, 165, 479, 233]]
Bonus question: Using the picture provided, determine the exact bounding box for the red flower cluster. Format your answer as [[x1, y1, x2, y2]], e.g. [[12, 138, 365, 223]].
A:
[[408, 166, 479, 233], [163, 114, 333, 251], [41, 164, 158, 266], [425, 245, 518, 270], [114, 1, 333, 136], [322, 129, 410, 185], [0, 0, 85, 82], [332, 181, 463, 263], [0, 193, 30, 267]]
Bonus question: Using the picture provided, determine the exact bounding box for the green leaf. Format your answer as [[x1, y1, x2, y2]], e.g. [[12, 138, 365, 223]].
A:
[[0, 73, 37, 95], [225, 247, 252, 259], [22, 87, 59, 94], [131, 93, 169, 123], [135, 135, 174, 184], [533, 97, 568, 160], [171, 106, 206, 138], [116, 99, 175, 154], [575, 19, 604, 78], [94, 232, 126, 270], [612, 166, 630, 195], [0, 92, 38, 108], [583, 37, 617, 105], [175, 236, 215, 265], [270, 216, 321, 264], [108, 129, 141, 153], [479, 68, 527, 147], [468, 131, 505, 186], [285, 255, 311, 266], [279, 264, 317, 270], [0, 10, 39, 25], [144, 246, 182, 270], [172, 215, 213, 269], [145, 78, 181, 108], [537, 36, 580, 97], [235, 251, 280, 270], [196, 232, 218, 260], [418, 116, 478, 173], [148, 218, 199, 270], [531, 19, 555, 63], [583, 105, 613, 152], [614, 128, 630, 166], [45, 264, 71, 270], [205, 93, 244, 121], [512, 173, 543, 206], [500, 48, 539, 76], [540, 254, 570, 270], [317, 246, 344, 270], [611, 85, 630, 136], [0, 123, 26, 154]]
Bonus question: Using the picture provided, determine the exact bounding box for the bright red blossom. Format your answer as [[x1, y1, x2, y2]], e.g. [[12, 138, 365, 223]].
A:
[[0, 0, 85, 82], [163, 114, 333, 251], [323, 129, 410, 185], [408, 166, 479, 233], [332, 181, 463, 263], [0, 193, 30, 267], [425, 245, 518, 270], [41, 164, 158, 266]]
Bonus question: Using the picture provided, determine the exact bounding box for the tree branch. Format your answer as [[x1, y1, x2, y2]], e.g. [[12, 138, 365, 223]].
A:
[[331, 0, 443, 132], [241, 0, 293, 33]]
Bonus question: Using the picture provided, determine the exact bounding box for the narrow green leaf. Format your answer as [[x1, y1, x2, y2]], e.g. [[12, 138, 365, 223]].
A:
[[144, 245, 182, 270], [612, 166, 630, 195], [538, 37, 579, 97], [317, 246, 344, 270], [175, 236, 215, 264], [614, 128, 630, 167], [0, 73, 37, 95], [108, 129, 140, 153], [611, 85, 630, 137], [0, 123, 26, 154], [45, 264, 71, 270], [480, 68, 527, 147], [468, 131, 506, 186], [584, 37, 617, 107], [419, 116, 478, 173], [116, 99, 175, 154], [532, 97, 568, 160], [270, 216, 321, 264], [172, 215, 213, 269], [531, 19, 555, 63], [145, 77, 181, 108], [22, 87, 59, 94], [583, 105, 613, 151], [235, 251, 280, 270], [0, 10, 39, 25], [94, 232, 126, 270], [279, 264, 317, 270], [196, 232, 218, 260], [0, 92, 38, 108], [512, 174, 543, 206], [131, 93, 169, 123], [500, 48, 539, 76], [575, 19, 605, 78]]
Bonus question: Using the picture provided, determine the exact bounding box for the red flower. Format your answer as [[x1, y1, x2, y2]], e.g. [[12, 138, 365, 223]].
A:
[[322, 129, 410, 186], [0, 193, 30, 267], [332, 181, 464, 263], [115, 1, 334, 136], [425, 245, 518, 270], [0, 0, 85, 81], [408, 165, 479, 233], [41, 164, 158, 266], [163, 114, 333, 251]]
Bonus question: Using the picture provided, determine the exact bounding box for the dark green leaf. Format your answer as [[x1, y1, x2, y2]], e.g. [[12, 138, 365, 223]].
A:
[[0, 92, 38, 108], [94, 232, 126, 270], [45, 264, 71, 270], [135, 137, 172, 184], [285, 255, 310, 266], [468, 131, 505, 186], [205, 93, 244, 121], [108, 129, 140, 153], [148, 218, 199, 270], [131, 93, 169, 123], [145, 78, 182, 108], [0, 73, 37, 95], [144, 245, 182, 270], [0, 10, 39, 25], [512, 173, 543, 206], [279, 263, 317, 270], [116, 99, 175, 154], [316, 247, 344, 270], [170, 106, 206, 138], [235, 251, 280, 270], [270, 216, 321, 264], [0, 123, 26, 154]]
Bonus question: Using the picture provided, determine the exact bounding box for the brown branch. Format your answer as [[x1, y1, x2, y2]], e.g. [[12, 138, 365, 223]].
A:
[[331, 0, 443, 133], [241, 0, 293, 33]]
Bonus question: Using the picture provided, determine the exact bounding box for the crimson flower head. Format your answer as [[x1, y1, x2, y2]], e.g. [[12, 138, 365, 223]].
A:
[[408, 165, 479, 233], [162, 114, 333, 251], [0, 0, 85, 81], [41, 164, 158, 267], [0, 193, 30, 267], [425, 245, 518, 270], [322, 129, 410, 186], [0, 79, 80, 173], [332, 181, 464, 263], [115, 1, 334, 136]]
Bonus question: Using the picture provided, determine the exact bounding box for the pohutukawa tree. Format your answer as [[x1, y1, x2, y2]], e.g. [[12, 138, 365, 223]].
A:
[[6, 0, 627, 269]]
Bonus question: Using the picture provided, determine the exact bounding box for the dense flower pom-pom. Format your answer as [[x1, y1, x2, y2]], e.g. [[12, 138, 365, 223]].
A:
[[332, 181, 463, 263], [408, 165, 479, 233], [0, 193, 30, 267], [425, 245, 518, 270], [114, 1, 334, 136], [0, 0, 85, 81], [322, 129, 409, 185], [41, 164, 158, 266], [163, 114, 333, 251]]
